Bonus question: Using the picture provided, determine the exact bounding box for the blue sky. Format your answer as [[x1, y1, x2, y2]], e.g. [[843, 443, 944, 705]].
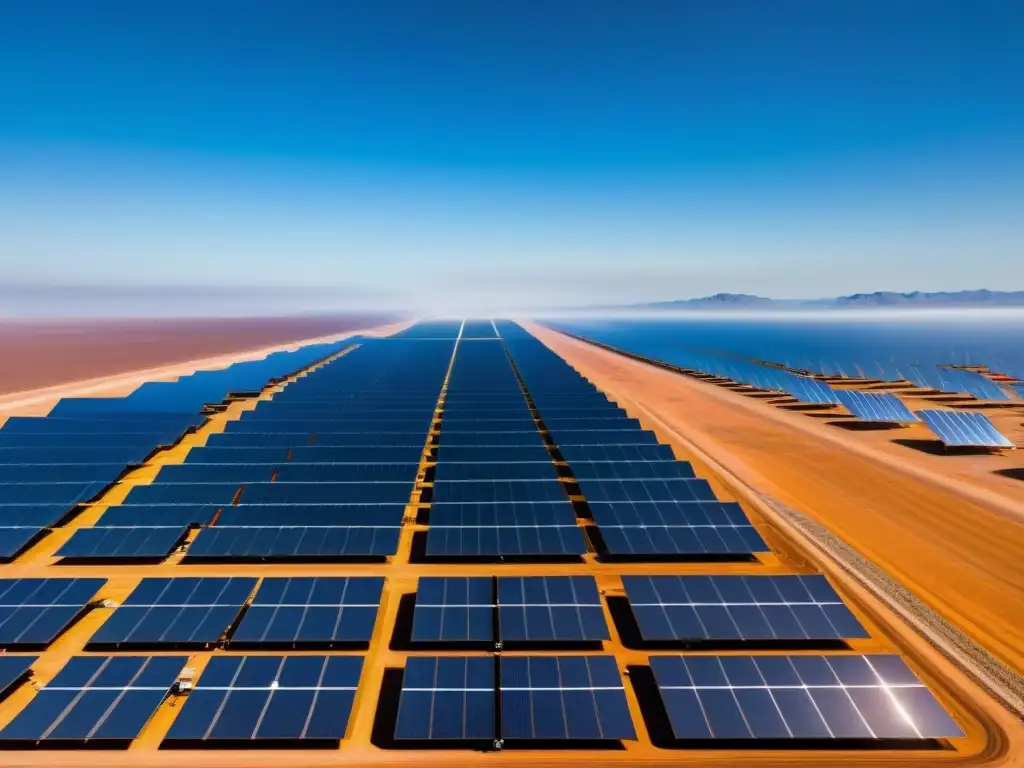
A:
[[1, 1, 1022, 315]]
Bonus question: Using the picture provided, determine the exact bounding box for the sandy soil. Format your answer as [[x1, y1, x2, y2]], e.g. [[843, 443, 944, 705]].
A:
[[0, 315, 399, 396], [0, 322, 1020, 765]]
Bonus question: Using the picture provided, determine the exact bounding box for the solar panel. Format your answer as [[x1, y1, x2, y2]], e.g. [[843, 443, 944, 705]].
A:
[[439, 431, 546, 447], [649, 654, 963, 740], [0, 527, 47, 561], [0, 578, 104, 648], [155, 464, 276, 483], [0, 480, 109, 505], [88, 577, 256, 649], [432, 479, 567, 503], [0, 655, 186, 745], [500, 655, 635, 741], [95, 504, 218, 527], [835, 391, 919, 423], [498, 576, 609, 643], [578, 478, 718, 503], [216, 503, 406, 526], [571, 460, 696, 480], [164, 655, 364, 745], [186, 525, 401, 560], [411, 577, 494, 643], [56, 526, 188, 561], [559, 444, 676, 462], [433, 462, 558, 482], [0, 503, 73, 527], [549, 429, 659, 446], [0, 446, 152, 465], [435, 446, 551, 463], [0, 463, 127, 483], [622, 575, 869, 642], [240, 481, 414, 505], [591, 500, 769, 558], [441, 419, 538, 432], [230, 577, 384, 647], [916, 409, 1014, 448], [427, 501, 586, 557], [395, 656, 495, 740], [0, 655, 35, 698], [122, 482, 241, 505]]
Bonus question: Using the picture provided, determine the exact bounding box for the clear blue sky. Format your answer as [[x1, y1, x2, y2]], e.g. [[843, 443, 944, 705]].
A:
[[1, 1, 1022, 315]]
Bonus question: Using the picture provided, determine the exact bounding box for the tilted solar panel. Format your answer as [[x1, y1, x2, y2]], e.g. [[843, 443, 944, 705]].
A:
[[431, 479, 567, 503], [570, 460, 696, 480], [549, 429, 659, 446], [916, 409, 1014, 448], [0, 463, 128, 484], [500, 655, 635, 740], [435, 446, 551, 463], [0, 578, 105, 648], [0, 480, 110, 506], [0, 655, 35, 698], [0, 527, 48, 561], [240, 481, 414, 505], [558, 443, 676, 462], [498, 576, 609, 643], [57, 527, 188, 561], [0, 655, 187, 745], [395, 656, 496, 740], [0, 503, 77, 527], [835, 390, 918, 423], [433, 462, 558, 482], [439, 431, 546, 447], [216, 503, 406, 527], [186, 525, 401, 560], [649, 654, 962, 740], [427, 501, 586, 557], [95, 504, 218, 527], [411, 577, 494, 643], [622, 575, 868, 642], [577, 477, 718, 503], [165, 656, 364, 745], [88, 577, 256, 648], [230, 576, 384, 646], [122, 482, 241, 506]]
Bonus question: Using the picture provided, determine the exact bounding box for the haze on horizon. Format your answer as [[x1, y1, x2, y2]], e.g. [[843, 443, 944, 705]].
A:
[[1, 1, 1022, 317]]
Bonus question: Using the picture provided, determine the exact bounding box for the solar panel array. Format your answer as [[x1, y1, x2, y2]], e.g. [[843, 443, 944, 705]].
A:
[[916, 409, 1015, 448], [0, 319, 966, 755]]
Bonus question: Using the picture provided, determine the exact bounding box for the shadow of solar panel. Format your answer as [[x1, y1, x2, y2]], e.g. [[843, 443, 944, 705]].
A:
[[217, 503, 406, 527], [123, 482, 241, 505], [433, 463, 557, 482], [559, 444, 676, 462], [88, 577, 256, 649], [0, 480, 109, 505], [435, 446, 551, 463], [432, 480, 567, 503], [187, 525, 401, 560], [578, 478, 718, 503], [0, 527, 48, 561], [549, 430, 659, 445], [395, 656, 496, 740], [239, 481, 413, 505], [500, 655, 635, 740], [56, 526, 188, 561], [591, 501, 769, 557], [0, 655, 186, 746], [165, 655, 363, 746], [622, 575, 869, 643], [412, 577, 494, 643], [916, 409, 1014, 448], [0, 463, 127, 484], [230, 577, 383, 646], [0, 578, 104, 648], [648, 654, 963, 741], [571, 460, 696, 480], [498, 576, 609, 643]]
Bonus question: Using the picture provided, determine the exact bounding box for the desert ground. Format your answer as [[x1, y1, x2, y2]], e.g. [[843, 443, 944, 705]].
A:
[[0, 319, 1021, 767]]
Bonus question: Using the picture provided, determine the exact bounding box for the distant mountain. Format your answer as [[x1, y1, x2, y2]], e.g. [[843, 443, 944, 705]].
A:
[[628, 290, 1024, 310]]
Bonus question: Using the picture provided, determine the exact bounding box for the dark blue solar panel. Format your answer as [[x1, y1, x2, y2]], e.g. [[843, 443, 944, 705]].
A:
[[549, 430, 659, 446], [649, 654, 962, 740], [290, 446, 424, 463], [498, 576, 609, 643], [427, 502, 585, 558], [433, 463, 557, 482], [0, 655, 35, 698], [240, 481, 413, 505], [96, 504, 218, 527], [591, 500, 769, 557], [88, 577, 256, 648], [411, 577, 494, 643], [0, 481, 109, 505], [0, 446, 152, 465], [0, 504, 75, 527], [230, 577, 384, 646], [216, 503, 406, 527], [436, 446, 552, 463], [0, 464, 127, 483], [122, 482, 241, 505], [571, 461, 696, 480], [432, 480, 566, 503], [557, 444, 675, 462], [395, 656, 496, 740], [0, 655, 186, 745], [186, 525, 401, 560], [155, 464, 276, 483], [541, 417, 642, 431], [56, 527, 188, 561], [274, 463, 420, 482], [578, 478, 718, 503], [438, 431, 546, 447], [0, 578, 104, 648], [164, 655, 363, 744], [622, 575, 869, 642], [441, 419, 537, 432], [0, 432, 179, 449], [0, 527, 46, 561], [500, 655, 635, 740]]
